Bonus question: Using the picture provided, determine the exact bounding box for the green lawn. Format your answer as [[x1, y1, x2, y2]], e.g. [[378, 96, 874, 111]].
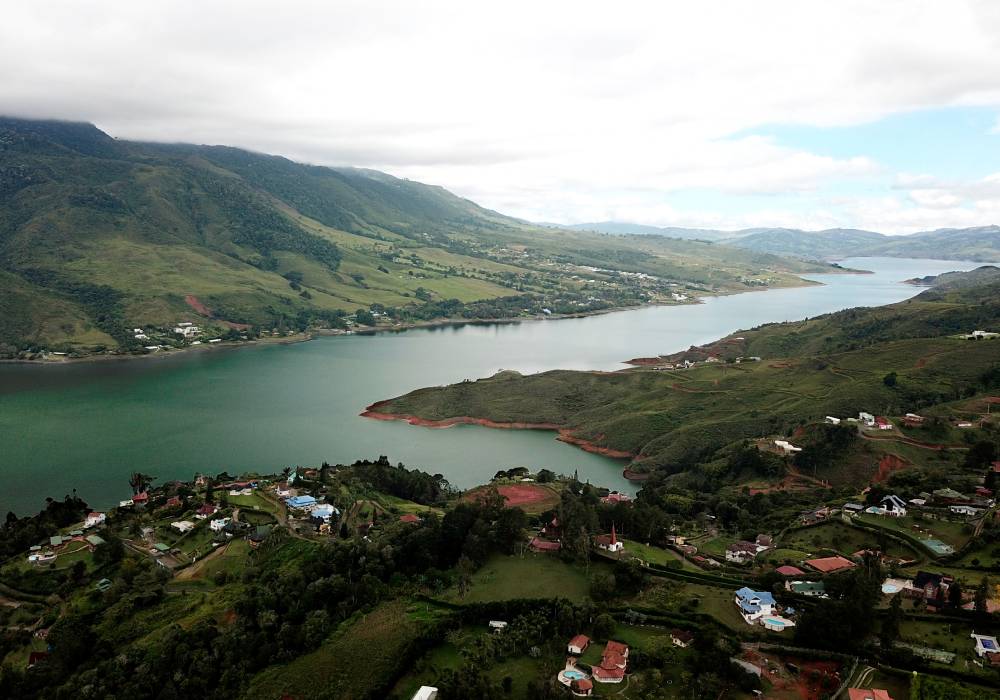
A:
[[780, 520, 919, 559], [445, 553, 593, 603], [855, 513, 973, 551], [621, 539, 701, 571]]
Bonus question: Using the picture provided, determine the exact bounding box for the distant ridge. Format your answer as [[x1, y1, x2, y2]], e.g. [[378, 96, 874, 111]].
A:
[[561, 222, 1000, 262]]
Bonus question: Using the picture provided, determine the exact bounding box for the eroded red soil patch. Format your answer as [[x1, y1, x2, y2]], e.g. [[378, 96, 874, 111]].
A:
[[184, 294, 250, 330]]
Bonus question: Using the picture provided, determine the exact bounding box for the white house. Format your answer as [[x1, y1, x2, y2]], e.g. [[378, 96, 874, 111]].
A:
[[210, 518, 230, 532], [171, 520, 195, 533], [951, 505, 983, 517], [881, 495, 907, 517], [411, 687, 439, 700], [734, 587, 775, 624], [859, 412, 875, 427], [774, 439, 802, 454], [971, 633, 1000, 659], [726, 541, 758, 564], [84, 512, 106, 528], [568, 634, 590, 655], [825, 416, 841, 425], [488, 620, 508, 634], [118, 499, 134, 508]]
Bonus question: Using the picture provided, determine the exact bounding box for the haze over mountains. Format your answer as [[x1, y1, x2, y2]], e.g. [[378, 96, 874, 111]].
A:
[[564, 222, 1000, 262]]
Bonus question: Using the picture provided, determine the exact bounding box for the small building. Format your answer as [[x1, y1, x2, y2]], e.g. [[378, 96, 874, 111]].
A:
[[775, 565, 805, 577], [600, 492, 632, 505], [132, 491, 149, 506], [411, 687, 439, 700], [85, 534, 106, 547], [529, 537, 561, 552], [152, 542, 171, 555], [27, 651, 49, 669], [670, 629, 694, 647], [726, 541, 758, 564], [194, 504, 217, 519], [286, 495, 317, 509], [971, 634, 1000, 665], [488, 620, 508, 634], [84, 512, 106, 528], [804, 555, 856, 574], [755, 534, 773, 549], [399, 513, 420, 524], [880, 495, 907, 517], [950, 505, 982, 517], [825, 416, 841, 425], [171, 520, 195, 533], [848, 688, 895, 700], [774, 439, 802, 454], [788, 580, 826, 597], [595, 525, 624, 553], [874, 416, 893, 430], [567, 634, 590, 655], [95, 578, 113, 592], [210, 517, 230, 532], [844, 502, 864, 514], [859, 412, 875, 427]]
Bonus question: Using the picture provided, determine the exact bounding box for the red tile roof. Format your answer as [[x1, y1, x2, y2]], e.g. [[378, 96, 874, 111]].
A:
[[848, 689, 894, 700], [805, 555, 856, 573], [568, 634, 590, 649], [132, 491, 149, 502], [571, 678, 594, 691], [399, 514, 420, 523], [775, 565, 805, 576], [529, 537, 561, 551]]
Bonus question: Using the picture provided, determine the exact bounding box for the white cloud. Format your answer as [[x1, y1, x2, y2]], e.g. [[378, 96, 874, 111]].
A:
[[2, 1, 1000, 232]]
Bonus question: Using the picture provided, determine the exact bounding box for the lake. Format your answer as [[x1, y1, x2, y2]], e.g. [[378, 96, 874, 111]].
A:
[[0, 257, 979, 514]]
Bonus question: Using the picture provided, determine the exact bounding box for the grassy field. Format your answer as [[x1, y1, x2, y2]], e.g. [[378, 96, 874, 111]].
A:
[[620, 539, 702, 571], [244, 600, 439, 700], [854, 513, 973, 551], [780, 520, 920, 560], [444, 553, 593, 603]]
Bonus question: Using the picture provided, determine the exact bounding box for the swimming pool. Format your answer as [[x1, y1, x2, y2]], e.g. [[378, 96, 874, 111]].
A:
[[882, 583, 901, 594], [563, 670, 586, 680], [762, 617, 794, 631]]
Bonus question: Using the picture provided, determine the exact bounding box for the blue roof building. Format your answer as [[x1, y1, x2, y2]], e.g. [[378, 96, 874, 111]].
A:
[[286, 495, 317, 509]]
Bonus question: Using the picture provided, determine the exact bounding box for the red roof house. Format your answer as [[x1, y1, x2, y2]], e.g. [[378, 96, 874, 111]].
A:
[[570, 678, 593, 696], [592, 640, 628, 683], [530, 537, 562, 552], [166, 496, 181, 507], [775, 565, 805, 577], [568, 634, 590, 654], [132, 491, 149, 503], [27, 651, 49, 668], [805, 555, 856, 574], [848, 688, 894, 700], [399, 513, 420, 524]]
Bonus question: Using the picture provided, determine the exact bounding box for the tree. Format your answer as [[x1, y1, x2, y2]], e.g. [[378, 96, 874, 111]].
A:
[[593, 613, 615, 641], [948, 580, 963, 608], [457, 555, 475, 599], [880, 593, 902, 649], [883, 371, 898, 387], [974, 577, 990, 619]]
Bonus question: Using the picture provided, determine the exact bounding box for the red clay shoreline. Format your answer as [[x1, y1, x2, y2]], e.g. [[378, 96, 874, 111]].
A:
[[361, 400, 642, 470]]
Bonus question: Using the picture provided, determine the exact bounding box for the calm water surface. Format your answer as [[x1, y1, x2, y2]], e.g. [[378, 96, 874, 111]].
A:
[[0, 257, 978, 514]]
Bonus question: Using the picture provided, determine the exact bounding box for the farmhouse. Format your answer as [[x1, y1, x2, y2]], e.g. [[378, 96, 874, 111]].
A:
[[726, 541, 758, 564], [804, 555, 856, 574], [567, 634, 589, 655], [591, 640, 628, 683], [734, 587, 776, 624]]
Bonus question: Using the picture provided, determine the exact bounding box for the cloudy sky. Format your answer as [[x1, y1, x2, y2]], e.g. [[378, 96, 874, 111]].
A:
[[4, 1, 1000, 233]]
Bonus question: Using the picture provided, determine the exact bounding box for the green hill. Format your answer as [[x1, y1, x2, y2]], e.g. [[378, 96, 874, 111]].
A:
[[371, 272, 1000, 479], [0, 117, 833, 355]]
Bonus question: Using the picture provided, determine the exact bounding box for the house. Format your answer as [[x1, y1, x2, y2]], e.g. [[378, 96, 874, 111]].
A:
[[903, 413, 924, 427], [595, 524, 624, 553], [591, 640, 628, 683], [950, 505, 982, 517], [529, 537, 561, 552], [399, 513, 420, 524], [804, 555, 856, 574], [788, 580, 826, 597], [971, 634, 1000, 665], [411, 687, 439, 700], [95, 578, 113, 592], [195, 504, 217, 519], [859, 412, 876, 427], [165, 496, 182, 508], [286, 495, 317, 509], [671, 629, 694, 647], [568, 634, 590, 655], [911, 571, 952, 602], [248, 525, 271, 548], [310, 504, 337, 522], [27, 651, 49, 669], [726, 541, 758, 564], [173, 324, 200, 338], [874, 416, 893, 430], [880, 495, 907, 517], [275, 483, 292, 498], [848, 688, 895, 700], [85, 534, 106, 547], [84, 512, 106, 528], [734, 587, 776, 624], [542, 516, 561, 539], [601, 492, 632, 505], [844, 502, 865, 514], [569, 679, 593, 697], [171, 520, 195, 533], [49, 535, 64, 548], [775, 565, 805, 577], [210, 517, 230, 532], [755, 534, 773, 549], [132, 491, 149, 506], [825, 416, 841, 425], [119, 499, 134, 508], [774, 439, 802, 454], [488, 620, 508, 634]]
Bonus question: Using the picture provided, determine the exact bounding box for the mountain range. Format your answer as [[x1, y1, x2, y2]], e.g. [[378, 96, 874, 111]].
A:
[[564, 222, 1000, 262], [0, 117, 832, 355]]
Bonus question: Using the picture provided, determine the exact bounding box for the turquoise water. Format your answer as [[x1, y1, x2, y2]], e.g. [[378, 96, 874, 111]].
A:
[[0, 257, 978, 514]]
